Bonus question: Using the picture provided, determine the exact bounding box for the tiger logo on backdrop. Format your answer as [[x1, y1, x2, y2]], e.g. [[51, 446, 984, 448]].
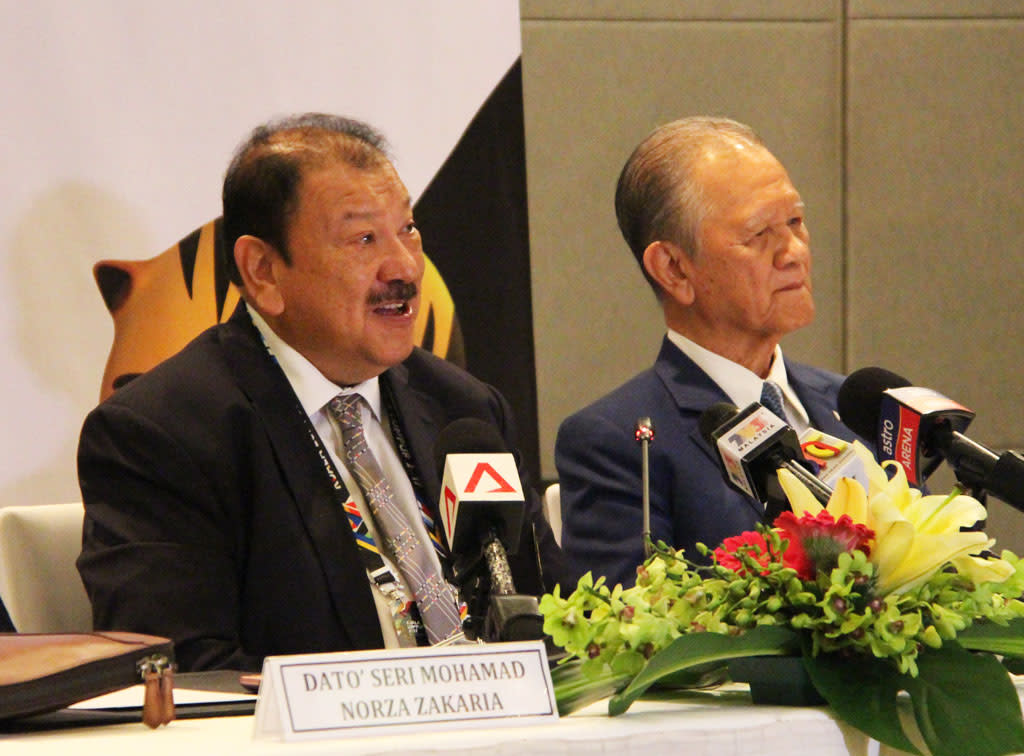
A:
[[93, 218, 464, 400]]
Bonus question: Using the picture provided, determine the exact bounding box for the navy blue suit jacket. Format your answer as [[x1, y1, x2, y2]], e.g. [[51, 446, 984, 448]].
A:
[[555, 337, 867, 588]]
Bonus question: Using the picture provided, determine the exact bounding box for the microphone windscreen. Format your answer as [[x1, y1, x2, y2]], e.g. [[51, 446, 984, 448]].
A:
[[837, 367, 912, 438], [433, 417, 508, 475], [698, 402, 740, 445]]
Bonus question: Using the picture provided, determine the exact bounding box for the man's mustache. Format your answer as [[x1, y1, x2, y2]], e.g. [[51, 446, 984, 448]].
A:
[[367, 281, 418, 305]]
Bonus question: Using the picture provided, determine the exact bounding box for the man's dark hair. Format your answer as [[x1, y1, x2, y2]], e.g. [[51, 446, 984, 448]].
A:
[[221, 113, 391, 286]]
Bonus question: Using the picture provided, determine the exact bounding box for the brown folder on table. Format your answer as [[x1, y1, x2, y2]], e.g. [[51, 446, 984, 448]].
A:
[[0, 631, 175, 727]]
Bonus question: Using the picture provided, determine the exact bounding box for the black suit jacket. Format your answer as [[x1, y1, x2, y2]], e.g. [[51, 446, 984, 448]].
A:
[[77, 306, 566, 671], [556, 337, 870, 587]]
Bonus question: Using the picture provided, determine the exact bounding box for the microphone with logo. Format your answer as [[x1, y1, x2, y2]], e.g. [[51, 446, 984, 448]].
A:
[[699, 402, 833, 521], [837, 367, 1024, 511], [434, 418, 545, 644]]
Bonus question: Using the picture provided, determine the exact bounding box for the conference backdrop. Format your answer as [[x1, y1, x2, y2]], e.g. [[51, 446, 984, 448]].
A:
[[0, 1, 539, 509]]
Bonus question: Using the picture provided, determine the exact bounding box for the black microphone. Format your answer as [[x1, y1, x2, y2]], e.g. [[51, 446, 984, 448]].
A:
[[434, 418, 543, 643], [837, 367, 1024, 511], [699, 401, 833, 521]]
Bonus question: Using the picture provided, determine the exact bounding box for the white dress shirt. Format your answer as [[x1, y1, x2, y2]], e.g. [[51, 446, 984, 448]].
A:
[[665, 329, 811, 434], [249, 306, 448, 647]]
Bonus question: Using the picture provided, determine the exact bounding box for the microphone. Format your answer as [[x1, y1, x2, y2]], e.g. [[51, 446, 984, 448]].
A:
[[434, 418, 543, 643], [635, 417, 655, 558], [837, 367, 1024, 510], [699, 402, 833, 521], [798, 428, 869, 489]]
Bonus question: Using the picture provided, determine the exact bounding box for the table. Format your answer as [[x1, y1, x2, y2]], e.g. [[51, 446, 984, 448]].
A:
[[0, 681, 937, 756]]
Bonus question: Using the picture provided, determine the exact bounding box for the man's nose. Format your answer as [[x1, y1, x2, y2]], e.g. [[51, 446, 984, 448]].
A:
[[775, 227, 810, 267], [379, 236, 423, 282]]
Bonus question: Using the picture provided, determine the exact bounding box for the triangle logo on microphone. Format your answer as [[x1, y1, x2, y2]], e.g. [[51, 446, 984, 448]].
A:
[[464, 462, 516, 493], [442, 486, 458, 541]]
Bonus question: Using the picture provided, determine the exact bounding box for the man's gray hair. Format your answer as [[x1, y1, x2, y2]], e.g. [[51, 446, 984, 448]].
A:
[[614, 116, 763, 295]]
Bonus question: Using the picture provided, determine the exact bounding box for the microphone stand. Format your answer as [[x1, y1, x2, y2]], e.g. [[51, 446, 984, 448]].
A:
[[478, 528, 545, 643], [932, 424, 1024, 513], [448, 525, 546, 646], [635, 417, 655, 558]]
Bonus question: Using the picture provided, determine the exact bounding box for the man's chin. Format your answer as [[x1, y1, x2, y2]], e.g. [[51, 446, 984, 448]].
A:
[[772, 300, 815, 336], [373, 341, 417, 370]]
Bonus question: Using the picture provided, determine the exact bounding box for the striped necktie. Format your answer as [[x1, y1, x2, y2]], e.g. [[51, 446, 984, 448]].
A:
[[760, 380, 788, 423], [328, 393, 462, 645]]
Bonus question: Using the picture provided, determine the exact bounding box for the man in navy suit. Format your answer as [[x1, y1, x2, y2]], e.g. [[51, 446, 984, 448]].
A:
[[77, 114, 565, 670], [556, 116, 865, 588]]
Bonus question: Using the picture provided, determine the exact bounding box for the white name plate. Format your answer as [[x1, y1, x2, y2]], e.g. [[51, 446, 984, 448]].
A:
[[253, 640, 557, 741]]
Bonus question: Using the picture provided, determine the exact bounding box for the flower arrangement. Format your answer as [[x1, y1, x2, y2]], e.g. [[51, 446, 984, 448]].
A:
[[540, 443, 1024, 756]]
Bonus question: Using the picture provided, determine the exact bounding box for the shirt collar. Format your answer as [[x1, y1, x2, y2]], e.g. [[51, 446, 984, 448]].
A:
[[665, 328, 808, 424], [247, 305, 383, 420]]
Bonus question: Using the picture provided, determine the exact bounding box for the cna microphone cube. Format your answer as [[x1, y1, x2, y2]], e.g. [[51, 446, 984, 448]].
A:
[[439, 453, 526, 555]]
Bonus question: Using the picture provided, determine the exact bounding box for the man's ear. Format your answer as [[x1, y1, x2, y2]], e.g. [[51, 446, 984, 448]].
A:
[[642, 240, 695, 306], [234, 235, 285, 316]]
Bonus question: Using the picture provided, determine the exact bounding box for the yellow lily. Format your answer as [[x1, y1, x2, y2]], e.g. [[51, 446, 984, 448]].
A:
[[777, 442, 1014, 595]]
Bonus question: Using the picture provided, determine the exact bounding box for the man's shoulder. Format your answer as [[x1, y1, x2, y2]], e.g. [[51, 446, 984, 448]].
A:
[[561, 338, 705, 428], [558, 366, 669, 440], [97, 320, 247, 416], [786, 359, 846, 395]]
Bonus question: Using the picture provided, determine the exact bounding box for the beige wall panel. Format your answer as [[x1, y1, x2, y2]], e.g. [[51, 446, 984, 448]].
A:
[[846, 19, 1024, 546], [851, 1, 1024, 18], [522, 20, 842, 479], [521, 0, 836, 21]]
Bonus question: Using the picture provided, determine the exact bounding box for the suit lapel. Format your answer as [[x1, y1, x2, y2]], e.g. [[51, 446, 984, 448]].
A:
[[787, 361, 852, 439], [653, 337, 734, 461], [652, 338, 861, 520], [219, 306, 383, 649], [380, 360, 444, 515], [653, 338, 733, 415], [652, 337, 774, 521]]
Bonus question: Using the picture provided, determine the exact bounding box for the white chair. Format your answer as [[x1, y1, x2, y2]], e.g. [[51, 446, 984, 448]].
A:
[[0, 502, 92, 632], [543, 483, 562, 546]]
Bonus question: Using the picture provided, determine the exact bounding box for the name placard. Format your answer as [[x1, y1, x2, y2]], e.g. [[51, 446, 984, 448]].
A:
[[253, 640, 557, 741]]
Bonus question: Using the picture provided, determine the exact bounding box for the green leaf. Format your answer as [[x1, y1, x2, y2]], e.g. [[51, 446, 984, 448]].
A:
[[607, 626, 800, 716], [804, 651, 921, 754], [904, 644, 1024, 756], [809, 644, 1024, 756], [957, 617, 1024, 656], [549, 659, 634, 716]]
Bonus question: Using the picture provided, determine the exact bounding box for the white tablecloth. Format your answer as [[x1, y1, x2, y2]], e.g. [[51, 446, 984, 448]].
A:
[[0, 683, 924, 756]]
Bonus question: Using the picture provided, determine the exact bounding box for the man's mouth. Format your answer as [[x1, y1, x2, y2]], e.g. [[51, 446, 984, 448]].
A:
[[778, 278, 809, 292], [369, 282, 417, 317], [373, 300, 413, 316]]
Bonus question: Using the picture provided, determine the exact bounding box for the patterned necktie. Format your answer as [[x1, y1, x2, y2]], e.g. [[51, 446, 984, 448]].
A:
[[760, 380, 788, 423], [328, 393, 461, 645]]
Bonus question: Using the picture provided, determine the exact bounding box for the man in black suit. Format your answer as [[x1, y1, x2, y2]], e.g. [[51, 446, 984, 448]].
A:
[[77, 114, 566, 671]]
